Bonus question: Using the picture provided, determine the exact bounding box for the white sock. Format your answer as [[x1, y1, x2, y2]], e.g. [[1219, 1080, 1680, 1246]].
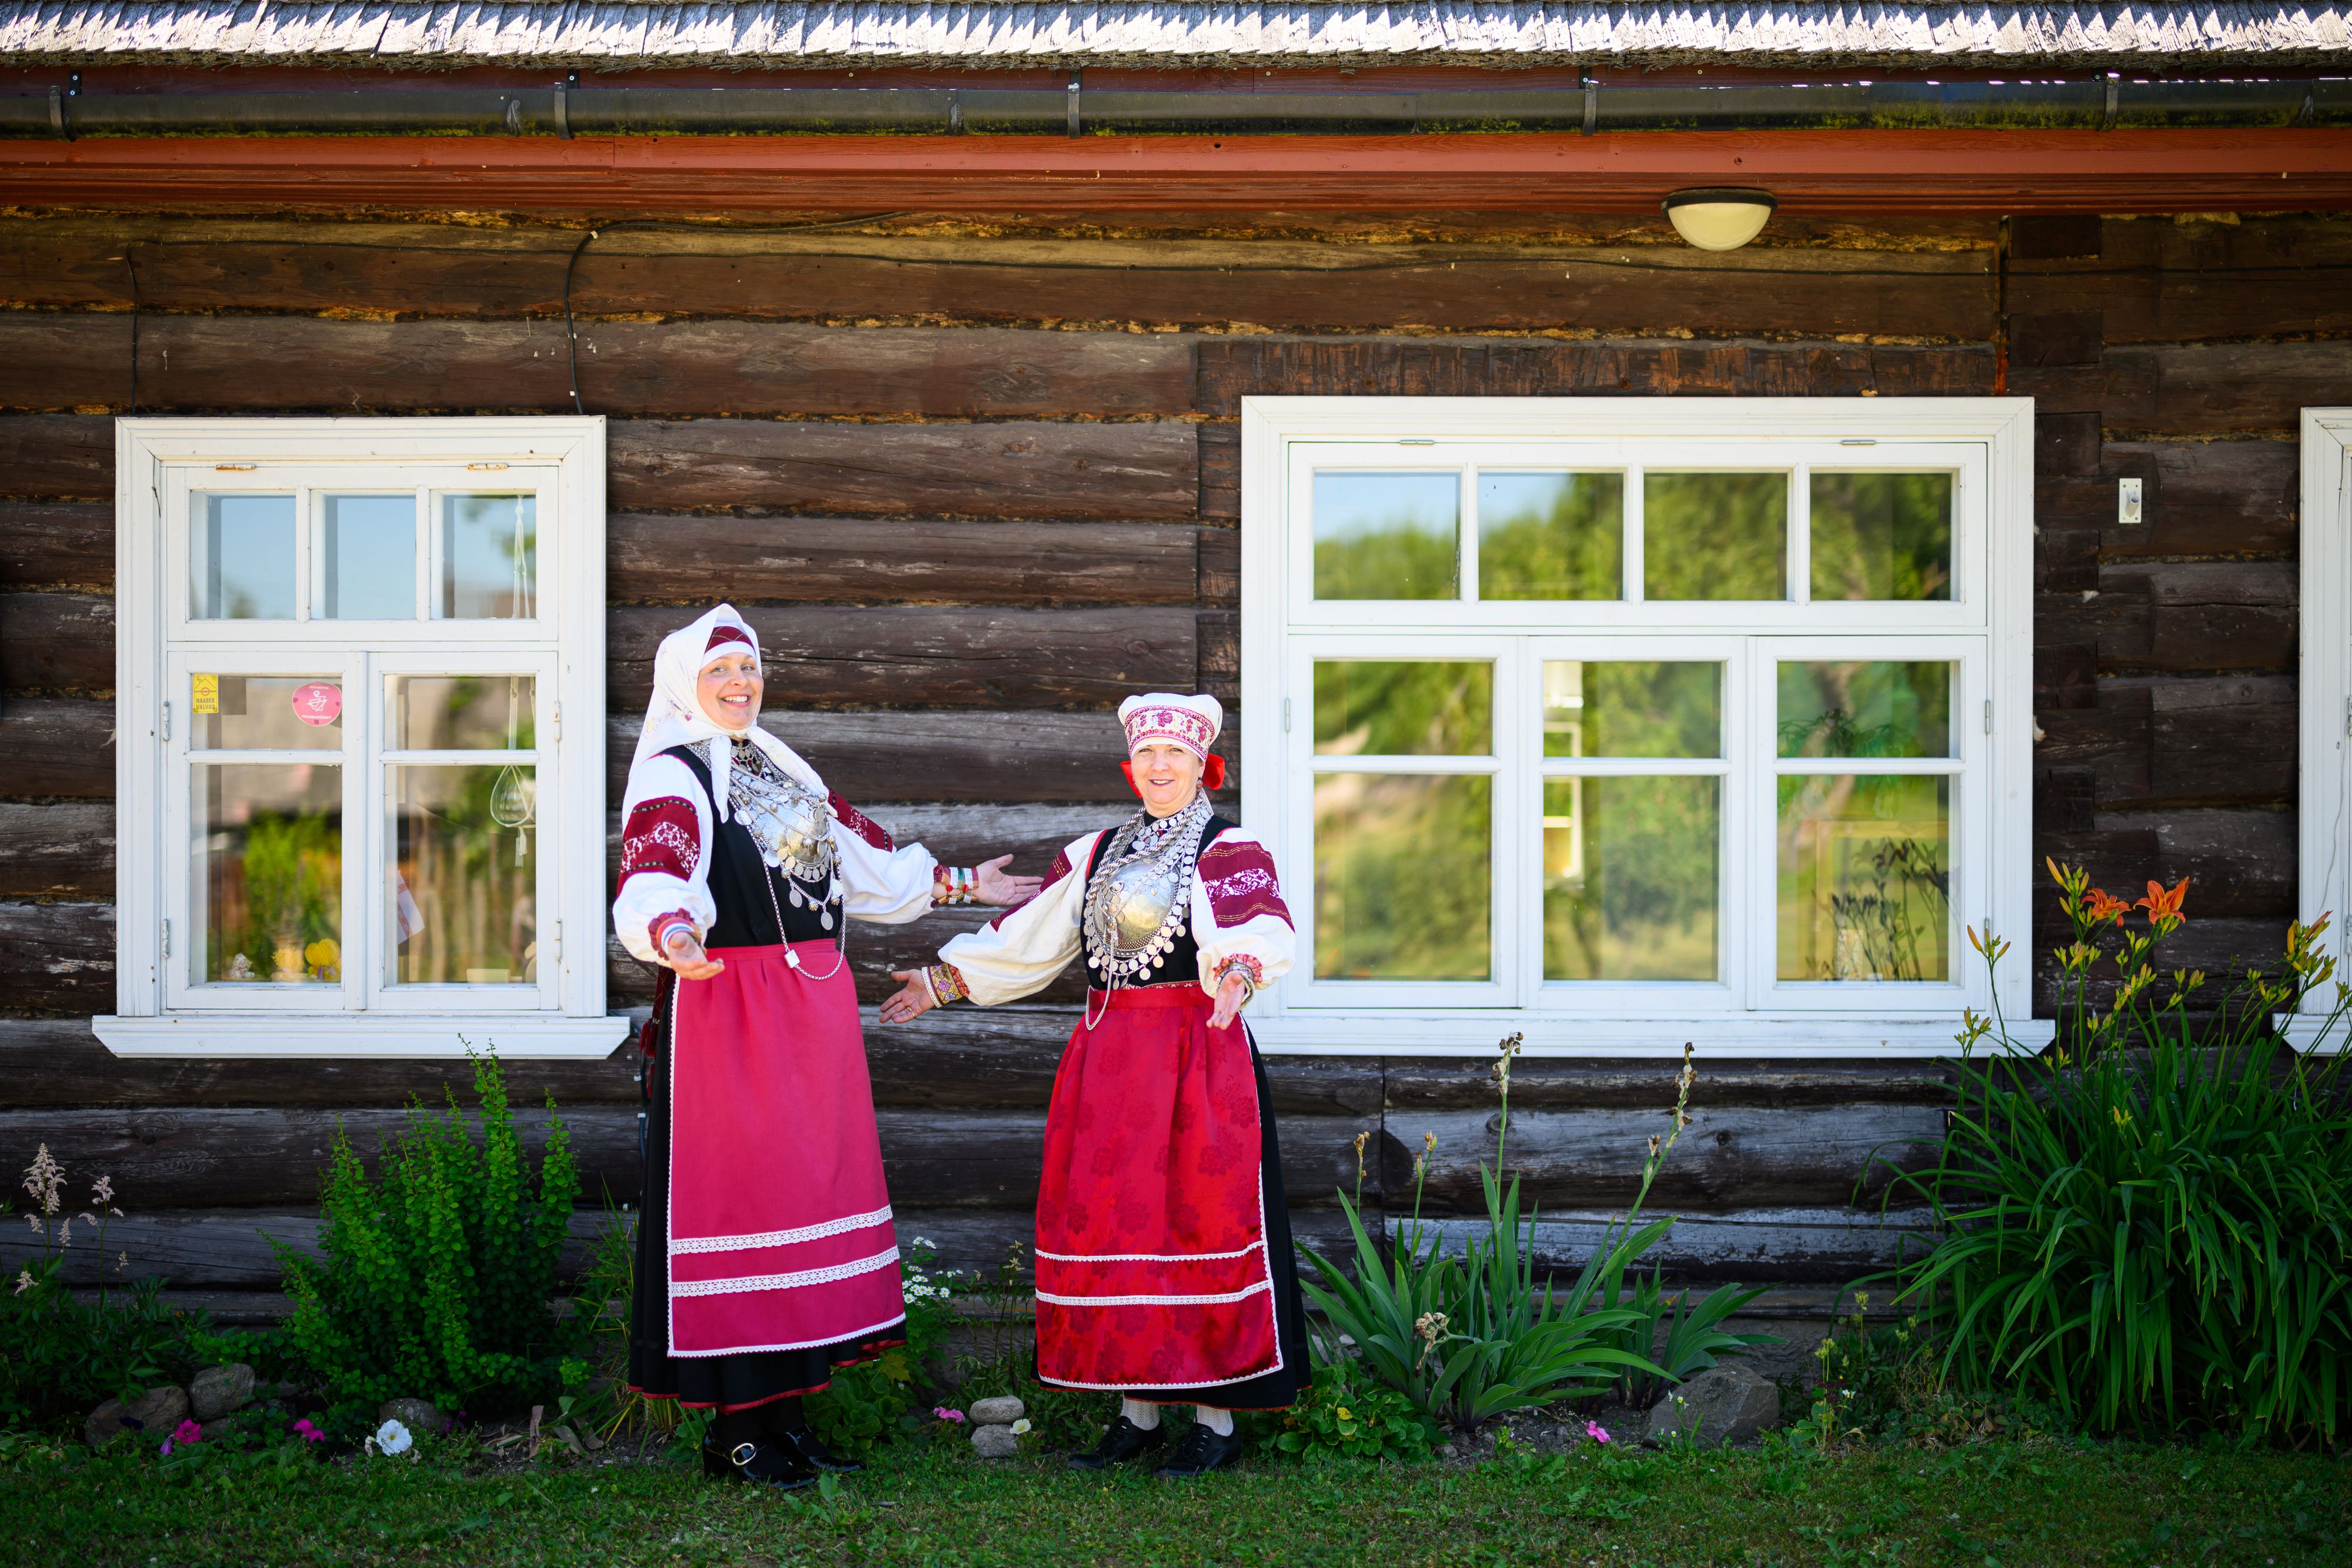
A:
[[1195, 1405, 1234, 1436], [1120, 1398, 1161, 1430]]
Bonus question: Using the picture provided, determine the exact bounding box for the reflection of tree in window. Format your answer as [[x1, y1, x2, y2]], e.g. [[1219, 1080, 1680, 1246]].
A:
[[1643, 474, 1786, 601], [1479, 473, 1623, 601], [1544, 777, 1718, 981], [1777, 662, 1951, 760], [1314, 774, 1490, 981], [1810, 473, 1952, 602], [1313, 661, 1490, 757], [396, 763, 537, 985], [1311, 472, 1458, 600], [1776, 774, 1949, 984]]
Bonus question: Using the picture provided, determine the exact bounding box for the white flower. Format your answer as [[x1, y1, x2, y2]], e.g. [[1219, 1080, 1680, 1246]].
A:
[[1008, 1419, 1032, 1436], [373, 1419, 413, 1456]]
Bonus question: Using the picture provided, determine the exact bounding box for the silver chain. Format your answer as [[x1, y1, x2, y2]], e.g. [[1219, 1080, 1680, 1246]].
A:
[[1081, 790, 1211, 1019]]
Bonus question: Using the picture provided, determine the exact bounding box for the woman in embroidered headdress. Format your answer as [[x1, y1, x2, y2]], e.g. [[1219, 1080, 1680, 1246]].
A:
[[877, 693, 1302, 1479], [615, 604, 1038, 1488]]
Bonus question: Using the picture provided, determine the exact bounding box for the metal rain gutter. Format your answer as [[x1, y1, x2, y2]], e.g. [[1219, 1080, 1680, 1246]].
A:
[[5, 76, 2350, 140]]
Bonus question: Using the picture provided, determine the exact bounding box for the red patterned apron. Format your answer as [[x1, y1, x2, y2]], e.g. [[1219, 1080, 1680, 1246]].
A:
[[665, 940, 904, 1357], [1033, 985, 1283, 1391]]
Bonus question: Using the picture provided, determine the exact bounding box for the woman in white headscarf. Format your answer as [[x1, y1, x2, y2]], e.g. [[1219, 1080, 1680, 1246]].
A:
[[878, 693, 1302, 1480], [615, 604, 1037, 1488]]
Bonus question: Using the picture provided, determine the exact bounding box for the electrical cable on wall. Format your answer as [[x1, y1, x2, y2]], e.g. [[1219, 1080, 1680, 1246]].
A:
[[562, 213, 910, 416]]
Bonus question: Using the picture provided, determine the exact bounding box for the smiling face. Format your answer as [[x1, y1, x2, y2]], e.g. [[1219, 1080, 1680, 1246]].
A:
[[695, 650, 763, 731], [1131, 741, 1204, 818]]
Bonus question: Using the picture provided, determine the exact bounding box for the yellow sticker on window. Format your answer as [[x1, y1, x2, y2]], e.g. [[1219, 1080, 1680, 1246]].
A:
[[191, 673, 219, 716]]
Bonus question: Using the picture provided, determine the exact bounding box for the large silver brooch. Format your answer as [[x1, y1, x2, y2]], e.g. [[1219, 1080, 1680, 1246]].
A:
[[729, 750, 842, 928], [1082, 794, 1210, 984]]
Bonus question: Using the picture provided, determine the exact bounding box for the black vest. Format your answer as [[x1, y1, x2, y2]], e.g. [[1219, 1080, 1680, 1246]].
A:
[[667, 743, 839, 949], [1080, 813, 1235, 991]]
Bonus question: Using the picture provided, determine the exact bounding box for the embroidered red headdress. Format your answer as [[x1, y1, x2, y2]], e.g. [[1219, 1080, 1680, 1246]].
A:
[[1117, 693, 1227, 793]]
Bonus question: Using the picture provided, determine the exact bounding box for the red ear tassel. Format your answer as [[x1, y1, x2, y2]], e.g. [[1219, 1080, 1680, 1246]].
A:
[[1121, 754, 1227, 797]]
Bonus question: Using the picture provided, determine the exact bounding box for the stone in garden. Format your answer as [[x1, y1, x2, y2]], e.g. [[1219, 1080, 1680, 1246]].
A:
[[85, 1384, 191, 1447], [189, 1363, 256, 1421], [377, 1397, 447, 1435], [965, 1395, 1024, 1424], [969, 1423, 1020, 1459], [1643, 1364, 1782, 1448]]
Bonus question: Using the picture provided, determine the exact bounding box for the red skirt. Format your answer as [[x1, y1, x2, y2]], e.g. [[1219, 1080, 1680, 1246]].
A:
[[663, 940, 904, 1358], [1034, 985, 1285, 1393]]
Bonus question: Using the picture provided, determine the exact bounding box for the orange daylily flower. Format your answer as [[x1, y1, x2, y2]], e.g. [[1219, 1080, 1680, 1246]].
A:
[[2083, 888, 2132, 924], [2136, 877, 2190, 927]]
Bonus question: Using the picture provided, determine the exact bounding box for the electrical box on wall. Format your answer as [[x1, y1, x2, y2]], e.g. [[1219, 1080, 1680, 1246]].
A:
[[2119, 476, 2144, 526]]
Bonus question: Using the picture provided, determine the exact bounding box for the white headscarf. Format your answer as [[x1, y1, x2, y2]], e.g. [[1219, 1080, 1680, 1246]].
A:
[[632, 604, 825, 822]]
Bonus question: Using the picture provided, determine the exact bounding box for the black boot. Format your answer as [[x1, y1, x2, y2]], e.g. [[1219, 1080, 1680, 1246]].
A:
[[1154, 1421, 1245, 1479], [763, 1401, 862, 1475], [1067, 1415, 1168, 1471], [701, 1410, 815, 1490]]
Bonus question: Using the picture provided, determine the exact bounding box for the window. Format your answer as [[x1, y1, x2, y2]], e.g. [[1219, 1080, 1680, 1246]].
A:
[[99, 418, 620, 1057], [1238, 398, 2039, 1055], [2296, 407, 2352, 1046]]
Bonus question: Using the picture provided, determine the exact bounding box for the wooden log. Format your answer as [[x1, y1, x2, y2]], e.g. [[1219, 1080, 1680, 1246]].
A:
[[0, 414, 113, 500], [0, 899, 113, 1011], [1198, 524, 1240, 606], [1197, 421, 1239, 520], [608, 604, 1198, 711], [1385, 1058, 1954, 1111], [0, 800, 115, 898], [1416, 1206, 1940, 1285], [2032, 563, 2296, 678], [2007, 215, 2352, 343], [2096, 439, 2297, 561], [0, 218, 1997, 339], [0, 501, 114, 590], [2043, 808, 2296, 920], [607, 419, 1200, 520], [0, 697, 118, 799], [606, 709, 1237, 803], [2030, 915, 2288, 1014], [610, 516, 1203, 607], [2034, 676, 2296, 811], [0, 315, 1198, 420], [1195, 337, 1997, 415], [0, 1015, 643, 1108], [2011, 340, 2352, 436], [1382, 1102, 1948, 1211], [0, 590, 115, 694]]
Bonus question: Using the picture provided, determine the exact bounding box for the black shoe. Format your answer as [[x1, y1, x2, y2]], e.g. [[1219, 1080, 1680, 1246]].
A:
[[771, 1426, 861, 1473], [1067, 1415, 1168, 1471], [1154, 1422, 1245, 1479], [702, 1437, 816, 1490]]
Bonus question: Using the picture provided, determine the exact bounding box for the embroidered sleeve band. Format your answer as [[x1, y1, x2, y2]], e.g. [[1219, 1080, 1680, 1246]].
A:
[[925, 963, 971, 1005], [933, 865, 978, 906], [1212, 954, 1265, 1000], [620, 795, 700, 885]]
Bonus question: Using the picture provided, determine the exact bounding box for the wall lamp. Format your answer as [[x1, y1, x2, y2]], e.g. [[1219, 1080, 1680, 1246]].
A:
[[1663, 188, 1778, 251]]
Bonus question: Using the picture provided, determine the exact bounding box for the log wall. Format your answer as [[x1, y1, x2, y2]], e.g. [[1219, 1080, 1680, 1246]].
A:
[[1, 205, 2339, 1299]]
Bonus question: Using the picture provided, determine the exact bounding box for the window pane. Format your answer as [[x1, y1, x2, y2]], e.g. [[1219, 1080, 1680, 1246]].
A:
[[191, 494, 296, 620], [320, 494, 417, 620], [1643, 473, 1788, 601], [1778, 661, 1953, 758], [1811, 473, 1953, 601], [1776, 775, 1950, 982], [391, 764, 538, 986], [438, 494, 537, 620], [1313, 661, 1491, 756], [1478, 472, 1623, 600], [1314, 773, 1489, 980], [192, 763, 341, 985], [1312, 471, 1458, 600], [1542, 661, 1719, 759], [191, 674, 343, 751], [389, 674, 537, 751], [1544, 777, 1718, 981]]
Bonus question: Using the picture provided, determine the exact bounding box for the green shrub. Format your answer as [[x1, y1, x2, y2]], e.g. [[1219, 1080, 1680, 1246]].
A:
[[1264, 1352, 1440, 1463], [803, 1235, 960, 1458], [1869, 862, 2352, 1445], [273, 1051, 582, 1416]]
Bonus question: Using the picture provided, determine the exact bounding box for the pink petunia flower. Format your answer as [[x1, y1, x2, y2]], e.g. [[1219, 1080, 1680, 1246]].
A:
[[932, 1407, 965, 1423], [160, 1419, 202, 1455], [1583, 1419, 1612, 1445], [293, 1418, 325, 1445]]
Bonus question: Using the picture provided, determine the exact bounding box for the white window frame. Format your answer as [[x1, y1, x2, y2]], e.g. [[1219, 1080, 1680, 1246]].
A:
[[98, 417, 624, 1058], [2294, 407, 2352, 1049], [1239, 396, 2043, 1058]]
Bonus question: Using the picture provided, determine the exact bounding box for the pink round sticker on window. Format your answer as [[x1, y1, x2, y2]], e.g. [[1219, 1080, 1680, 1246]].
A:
[[291, 681, 343, 727]]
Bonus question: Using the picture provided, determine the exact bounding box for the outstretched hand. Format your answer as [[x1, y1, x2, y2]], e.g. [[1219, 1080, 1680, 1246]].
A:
[[663, 927, 726, 982], [878, 969, 937, 1025], [974, 854, 1043, 908]]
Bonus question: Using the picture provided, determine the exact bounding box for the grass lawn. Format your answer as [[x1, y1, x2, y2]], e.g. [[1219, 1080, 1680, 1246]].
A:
[[2, 1430, 2344, 1567]]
